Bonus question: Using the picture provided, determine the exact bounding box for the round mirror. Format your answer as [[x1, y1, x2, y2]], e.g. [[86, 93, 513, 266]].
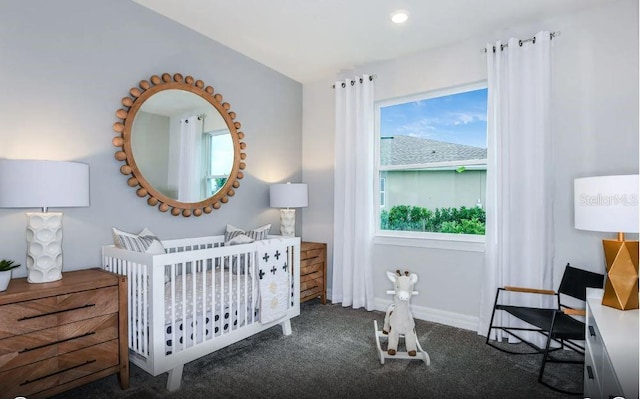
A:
[[112, 73, 247, 217]]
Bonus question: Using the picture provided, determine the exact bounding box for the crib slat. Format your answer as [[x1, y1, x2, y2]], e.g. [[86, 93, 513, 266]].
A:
[[202, 259, 207, 343], [170, 263, 176, 355], [190, 262, 197, 347]]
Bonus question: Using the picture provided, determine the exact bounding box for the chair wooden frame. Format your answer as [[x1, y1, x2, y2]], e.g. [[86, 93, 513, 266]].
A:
[[485, 263, 604, 395]]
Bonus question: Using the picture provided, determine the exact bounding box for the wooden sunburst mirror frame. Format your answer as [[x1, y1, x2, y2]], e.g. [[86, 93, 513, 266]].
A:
[[112, 73, 246, 217]]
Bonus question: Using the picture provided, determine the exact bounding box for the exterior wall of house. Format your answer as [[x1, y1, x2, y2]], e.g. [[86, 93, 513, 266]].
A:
[[302, 0, 638, 329], [0, 0, 303, 274], [382, 170, 486, 212]]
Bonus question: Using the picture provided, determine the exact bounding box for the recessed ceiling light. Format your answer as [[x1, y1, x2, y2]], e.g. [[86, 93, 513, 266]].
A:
[[390, 10, 409, 24]]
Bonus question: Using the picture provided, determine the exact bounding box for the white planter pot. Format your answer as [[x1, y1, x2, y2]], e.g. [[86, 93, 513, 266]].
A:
[[0, 270, 12, 292]]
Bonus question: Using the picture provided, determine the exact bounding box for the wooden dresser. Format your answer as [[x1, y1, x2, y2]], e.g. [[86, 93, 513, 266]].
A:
[[300, 241, 327, 304], [0, 268, 129, 399]]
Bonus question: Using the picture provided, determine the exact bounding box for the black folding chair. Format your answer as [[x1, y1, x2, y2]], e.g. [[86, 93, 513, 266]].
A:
[[485, 263, 604, 394]]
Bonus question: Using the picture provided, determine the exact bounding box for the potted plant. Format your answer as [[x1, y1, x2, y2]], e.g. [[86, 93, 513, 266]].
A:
[[0, 260, 20, 292]]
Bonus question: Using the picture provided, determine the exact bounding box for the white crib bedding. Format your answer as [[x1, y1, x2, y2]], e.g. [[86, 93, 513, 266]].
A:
[[164, 269, 255, 322], [160, 269, 257, 355]]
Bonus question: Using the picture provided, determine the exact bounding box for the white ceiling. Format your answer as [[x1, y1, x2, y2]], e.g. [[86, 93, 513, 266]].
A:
[[132, 0, 610, 83]]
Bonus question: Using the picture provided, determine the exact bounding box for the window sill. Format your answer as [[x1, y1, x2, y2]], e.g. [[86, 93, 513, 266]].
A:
[[373, 231, 485, 252]]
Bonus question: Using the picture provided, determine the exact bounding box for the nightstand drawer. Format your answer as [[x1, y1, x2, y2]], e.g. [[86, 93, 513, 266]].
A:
[[0, 313, 118, 372], [301, 249, 324, 265], [301, 264, 323, 280], [0, 339, 119, 398], [0, 286, 118, 339], [301, 274, 322, 291]]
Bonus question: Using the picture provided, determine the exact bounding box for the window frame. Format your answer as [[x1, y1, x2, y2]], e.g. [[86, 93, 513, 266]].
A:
[[373, 81, 488, 251]]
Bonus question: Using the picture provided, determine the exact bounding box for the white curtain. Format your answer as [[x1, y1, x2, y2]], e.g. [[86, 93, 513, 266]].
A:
[[478, 32, 555, 344], [332, 75, 376, 310], [178, 115, 204, 202]]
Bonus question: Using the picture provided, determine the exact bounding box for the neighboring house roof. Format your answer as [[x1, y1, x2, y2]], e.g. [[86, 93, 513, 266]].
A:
[[380, 135, 487, 166]]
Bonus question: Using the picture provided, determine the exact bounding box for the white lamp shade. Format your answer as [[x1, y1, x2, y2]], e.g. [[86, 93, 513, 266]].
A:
[[574, 174, 639, 233], [0, 159, 90, 209], [270, 183, 308, 208]]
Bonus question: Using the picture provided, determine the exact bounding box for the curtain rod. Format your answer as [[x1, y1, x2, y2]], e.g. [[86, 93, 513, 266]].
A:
[[332, 74, 377, 89], [482, 31, 560, 53]]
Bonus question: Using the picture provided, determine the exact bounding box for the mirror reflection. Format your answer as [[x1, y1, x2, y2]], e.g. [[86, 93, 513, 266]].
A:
[[113, 72, 246, 217], [131, 89, 233, 203]]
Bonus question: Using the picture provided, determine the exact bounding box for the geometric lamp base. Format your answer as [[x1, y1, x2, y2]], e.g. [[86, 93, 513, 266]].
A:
[[601, 238, 639, 310], [25, 212, 63, 283], [279, 209, 296, 237]]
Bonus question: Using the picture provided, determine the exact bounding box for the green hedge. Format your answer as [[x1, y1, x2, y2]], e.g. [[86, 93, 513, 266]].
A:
[[381, 205, 485, 235]]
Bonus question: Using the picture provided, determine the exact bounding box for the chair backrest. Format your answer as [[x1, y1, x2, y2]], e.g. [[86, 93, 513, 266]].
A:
[[557, 263, 604, 303]]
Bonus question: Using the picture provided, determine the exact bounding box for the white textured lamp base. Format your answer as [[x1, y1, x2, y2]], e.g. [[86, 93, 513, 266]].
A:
[[26, 212, 63, 283], [279, 209, 296, 237]]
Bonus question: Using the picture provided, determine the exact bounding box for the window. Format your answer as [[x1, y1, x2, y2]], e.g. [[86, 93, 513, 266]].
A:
[[203, 129, 234, 197], [375, 83, 488, 238]]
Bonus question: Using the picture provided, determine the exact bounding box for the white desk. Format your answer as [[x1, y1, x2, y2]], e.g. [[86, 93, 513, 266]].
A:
[[584, 288, 639, 399]]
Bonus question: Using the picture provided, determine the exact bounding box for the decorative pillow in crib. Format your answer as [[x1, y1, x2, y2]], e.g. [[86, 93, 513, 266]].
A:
[[224, 224, 271, 245], [223, 224, 271, 274], [112, 227, 166, 254]]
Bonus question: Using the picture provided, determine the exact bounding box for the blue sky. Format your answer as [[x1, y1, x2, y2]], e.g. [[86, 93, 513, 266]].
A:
[[380, 88, 488, 149]]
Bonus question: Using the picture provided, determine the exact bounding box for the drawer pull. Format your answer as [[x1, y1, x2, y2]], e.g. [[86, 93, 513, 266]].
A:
[[588, 325, 596, 337], [17, 304, 96, 321], [302, 255, 319, 261], [20, 359, 96, 386], [586, 365, 594, 380], [19, 331, 96, 353]]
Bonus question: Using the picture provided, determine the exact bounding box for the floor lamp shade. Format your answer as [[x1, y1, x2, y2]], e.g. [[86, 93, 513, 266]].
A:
[[574, 175, 639, 310], [269, 183, 308, 237], [0, 160, 90, 283]]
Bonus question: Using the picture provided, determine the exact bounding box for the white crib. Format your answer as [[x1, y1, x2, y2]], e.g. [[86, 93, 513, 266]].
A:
[[102, 235, 300, 391]]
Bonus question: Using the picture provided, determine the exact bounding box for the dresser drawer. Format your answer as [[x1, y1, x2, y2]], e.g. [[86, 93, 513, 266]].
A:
[[0, 339, 119, 398], [0, 286, 118, 339], [0, 313, 118, 372], [585, 310, 603, 373], [583, 347, 599, 399]]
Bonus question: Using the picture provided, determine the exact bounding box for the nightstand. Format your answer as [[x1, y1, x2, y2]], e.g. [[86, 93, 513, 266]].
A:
[[0, 268, 129, 399], [300, 241, 327, 304]]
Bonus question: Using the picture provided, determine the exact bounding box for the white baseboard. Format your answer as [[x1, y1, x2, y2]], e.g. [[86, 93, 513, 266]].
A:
[[326, 289, 479, 332], [374, 298, 479, 332]]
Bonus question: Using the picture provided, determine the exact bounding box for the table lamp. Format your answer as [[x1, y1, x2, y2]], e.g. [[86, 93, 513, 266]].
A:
[[0, 159, 90, 283], [269, 182, 308, 237], [574, 174, 639, 310]]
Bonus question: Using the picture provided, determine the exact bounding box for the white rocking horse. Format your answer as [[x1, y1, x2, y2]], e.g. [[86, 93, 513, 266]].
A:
[[374, 270, 430, 365]]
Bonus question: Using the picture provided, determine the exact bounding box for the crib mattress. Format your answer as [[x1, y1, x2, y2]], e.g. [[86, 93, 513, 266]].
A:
[[162, 269, 256, 354], [164, 269, 255, 322]]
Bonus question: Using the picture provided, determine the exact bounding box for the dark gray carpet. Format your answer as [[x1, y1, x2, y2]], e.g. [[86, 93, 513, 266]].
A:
[[53, 300, 581, 398]]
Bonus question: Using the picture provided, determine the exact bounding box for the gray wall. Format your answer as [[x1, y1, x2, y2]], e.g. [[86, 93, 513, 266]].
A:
[[0, 0, 302, 276], [302, 0, 639, 329]]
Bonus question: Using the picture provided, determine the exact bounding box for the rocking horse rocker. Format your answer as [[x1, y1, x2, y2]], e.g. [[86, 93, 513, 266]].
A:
[[374, 270, 430, 365]]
